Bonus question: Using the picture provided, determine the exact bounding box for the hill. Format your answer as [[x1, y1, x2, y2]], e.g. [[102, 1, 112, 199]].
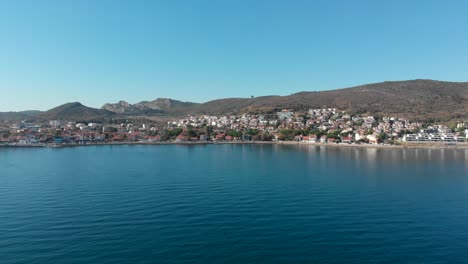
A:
[[0, 110, 42, 121], [189, 80, 468, 122], [0, 80, 467, 123], [38, 102, 114, 122], [102, 98, 198, 115]]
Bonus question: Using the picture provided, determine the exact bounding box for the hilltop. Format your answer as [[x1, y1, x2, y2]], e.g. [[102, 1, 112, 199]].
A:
[[37, 102, 115, 122]]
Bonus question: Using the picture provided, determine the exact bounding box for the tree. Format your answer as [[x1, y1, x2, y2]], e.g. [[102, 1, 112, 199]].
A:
[[309, 129, 324, 137], [206, 126, 214, 137], [227, 131, 242, 138], [326, 131, 340, 139], [160, 130, 171, 141], [160, 128, 183, 141], [246, 129, 260, 136], [377, 132, 388, 143], [170, 128, 183, 138], [188, 129, 198, 138], [262, 132, 274, 141], [279, 129, 297, 141], [1, 131, 11, 139]]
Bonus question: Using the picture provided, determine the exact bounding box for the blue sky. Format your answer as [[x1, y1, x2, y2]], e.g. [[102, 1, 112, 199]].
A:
[[1, 0, 467, 111]]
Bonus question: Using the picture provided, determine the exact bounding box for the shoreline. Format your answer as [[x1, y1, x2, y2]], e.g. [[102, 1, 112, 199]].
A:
[[1, 141, 467, 149]]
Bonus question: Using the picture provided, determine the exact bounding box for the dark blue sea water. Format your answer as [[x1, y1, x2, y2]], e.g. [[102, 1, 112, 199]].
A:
[[0, 144, 467, 263]]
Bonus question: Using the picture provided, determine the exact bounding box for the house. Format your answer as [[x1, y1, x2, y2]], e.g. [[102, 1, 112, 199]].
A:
[[18, 134, 39, 144], [225, 135, 234, 141], [354, 133, 366, 142], [441, 133, 455, 142], [277, 109, 294, 121], [215, 133, 225, 141], [127, 135, 137, 142], [308, 134, 318, 143], [367, 135, 378, 144], [112, 135, 124, 142], [341, 136, 352, 143], [175, 135, 188, 142], [8, 136, 18, 143], [18, 136, 28, 144], [320, 136, 327, 143], [402, 134, 417, 142], [147, 135, 161, 142], [327, 138, 336, 143], [94, 134, 105, 142]]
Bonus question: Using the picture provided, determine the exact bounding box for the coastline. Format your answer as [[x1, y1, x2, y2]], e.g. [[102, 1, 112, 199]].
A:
[[1, 141, 467, 149]]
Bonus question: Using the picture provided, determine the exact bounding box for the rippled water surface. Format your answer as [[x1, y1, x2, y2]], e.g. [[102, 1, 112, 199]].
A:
[[1, 145, 467, 263]]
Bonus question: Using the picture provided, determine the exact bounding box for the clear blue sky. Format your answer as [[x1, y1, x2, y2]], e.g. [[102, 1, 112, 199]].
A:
[[1, 0, 467, 111]]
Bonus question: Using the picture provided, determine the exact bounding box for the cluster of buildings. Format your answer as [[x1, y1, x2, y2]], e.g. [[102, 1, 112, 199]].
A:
[[1, 109, 467, 146], [402, 123, 467, 143], [164, 108, 467, 144]]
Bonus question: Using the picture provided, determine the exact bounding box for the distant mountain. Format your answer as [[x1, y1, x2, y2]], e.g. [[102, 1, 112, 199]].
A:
[[1, 80, 467, 123], [0, 110, 42, 121], [102, 98, 198, 115], [102, 101, 142, 114], [38, 102, 114, 122]]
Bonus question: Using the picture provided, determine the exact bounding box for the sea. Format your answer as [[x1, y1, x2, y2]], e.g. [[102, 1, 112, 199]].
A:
[[0, 144, 467, 263]]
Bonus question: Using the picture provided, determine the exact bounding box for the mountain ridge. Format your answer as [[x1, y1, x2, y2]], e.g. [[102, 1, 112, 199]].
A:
[[102, 98, 198, 115], [1, 80, 467, 123]]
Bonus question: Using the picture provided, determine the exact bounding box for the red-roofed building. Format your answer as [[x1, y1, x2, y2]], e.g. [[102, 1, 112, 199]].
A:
[[112, 135, 124, 142], [308, 134, 318, 143], [215, 133, 225, 141], [341, 136, 353, 143], [175, 134, 188, 142], [147, 135, 161, 142]]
